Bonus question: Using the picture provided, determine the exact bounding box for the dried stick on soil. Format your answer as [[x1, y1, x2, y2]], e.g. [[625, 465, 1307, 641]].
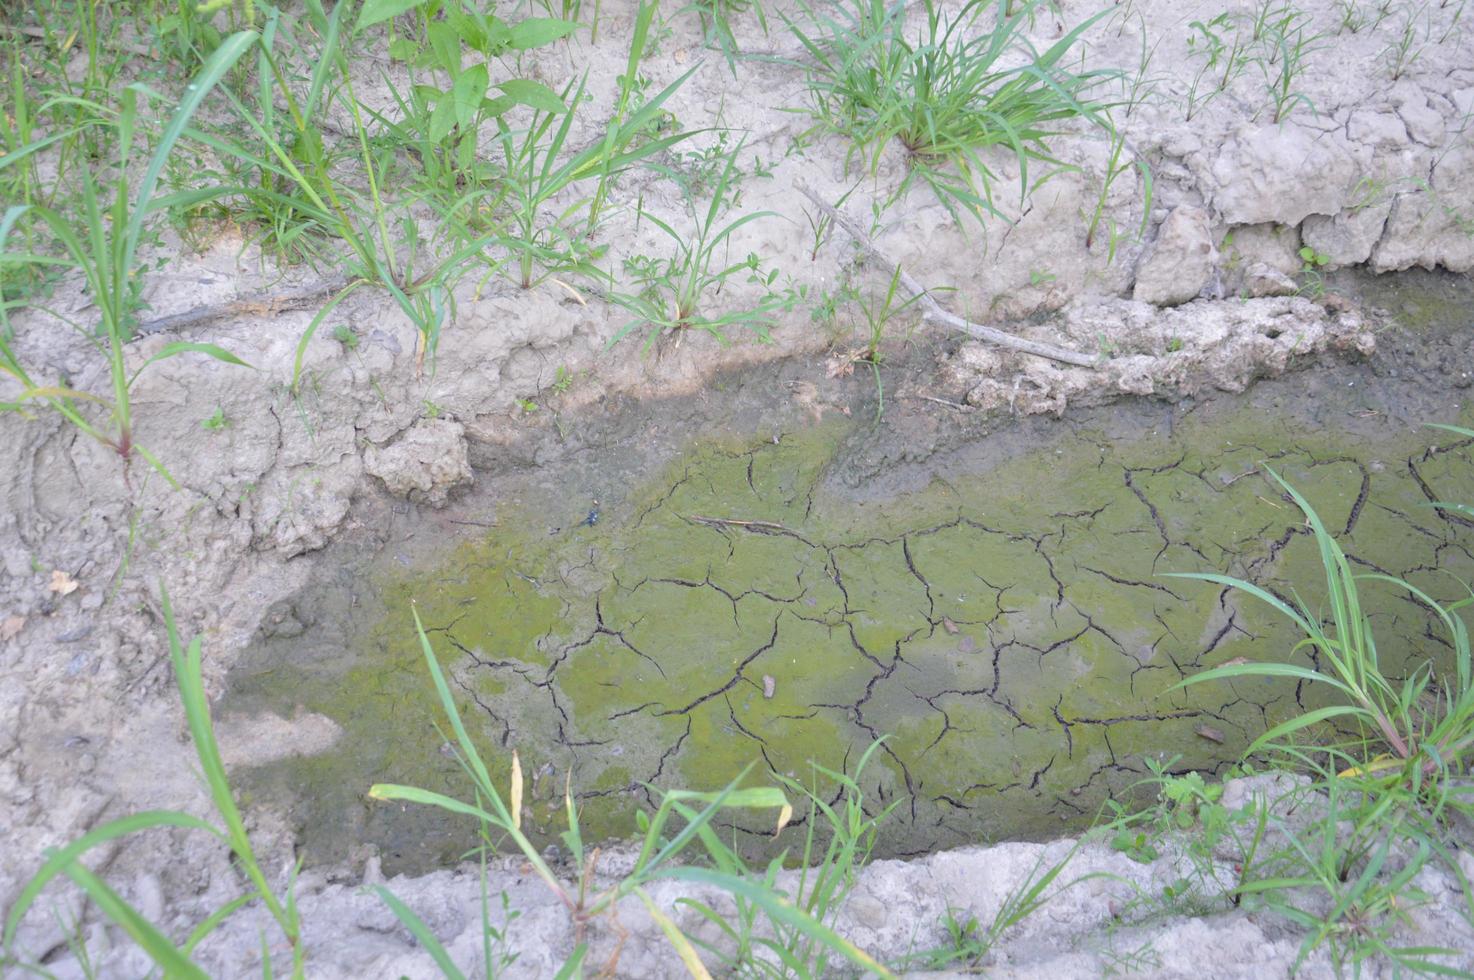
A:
[[1, 24, 153, 57], [136, 275, 356, 335], [795, 183, 1097, 369], [686, 515, 791, 532]]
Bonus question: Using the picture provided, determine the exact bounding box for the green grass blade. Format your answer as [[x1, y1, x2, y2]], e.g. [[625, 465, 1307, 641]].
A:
[[656, 866, 894, 978], [183, 894, 255, 954], [368, 784, 499, 824], [5, 811, 221, 948], [370, 885, 467, 980], [128, 342, 255, 390], [134, 442, 182, 489], [553, 944, 588, 979], [124, 30, 257, 275], [409, 609, 498, 802], [60, 862, 207, 979], [291, 280, 364, 392], [1245, 704, 1369, 756], [161, 586, 295, 938], [1174, 660, 1355, 696], [1162, 572, 1314, 634]]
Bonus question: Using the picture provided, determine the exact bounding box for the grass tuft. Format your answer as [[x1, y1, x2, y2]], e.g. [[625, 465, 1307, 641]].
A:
[[787, 0, 1120, 226]]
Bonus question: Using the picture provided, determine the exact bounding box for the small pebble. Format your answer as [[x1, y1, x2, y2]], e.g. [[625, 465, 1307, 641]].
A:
[[762, 675, 776, 699]]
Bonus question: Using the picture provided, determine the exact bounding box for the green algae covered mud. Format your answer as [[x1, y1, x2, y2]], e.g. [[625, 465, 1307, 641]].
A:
[[226, 375, 1474, 875]]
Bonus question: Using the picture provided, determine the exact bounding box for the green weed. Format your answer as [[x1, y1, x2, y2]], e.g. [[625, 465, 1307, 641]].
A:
[[685, 0, 769, 73], [1117, 13, 1165, 119], [332, 323, 360, 351], [0, 31, 257, 487], [1336, 0, 1369, 33], [197, 1, 523, 383], [1104, 757, 1268, 915], [490, 67, 693, 290], [368, 609, 896, 977], [1297, 244, 1331, 297], [787, 0, 1120, 227], [610, 143, 799, 348], [1255, 6, 1327, 124], [847, 265, 923, 420], [371, 0, 576, 223], [678, 739, 897, 977], [1171, 465, 1474, 788], [1233, 773, 1459, 975], [1183, 12, 1251, 121], [586, 0, 666, 235], [1163, 449, 1474, 970], [1382, 3, 1431, 80], [900, 839, 1093, 971]]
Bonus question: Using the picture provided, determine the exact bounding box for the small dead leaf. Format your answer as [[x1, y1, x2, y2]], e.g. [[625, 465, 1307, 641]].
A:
[[825, 356, 855, 379], [774, 801, 793, 837], [1194, 724, 1226, 744], [48, 570, 78, 596], [1220, 656, 1250, 667], [1, 615, 23, 641], [510, 750, 523, 831], [762, 674, 776, 699], [941, 617, 960, 635]]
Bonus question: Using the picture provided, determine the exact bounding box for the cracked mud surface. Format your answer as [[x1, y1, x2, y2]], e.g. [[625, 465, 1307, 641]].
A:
[[224, 324, 1474, 877]]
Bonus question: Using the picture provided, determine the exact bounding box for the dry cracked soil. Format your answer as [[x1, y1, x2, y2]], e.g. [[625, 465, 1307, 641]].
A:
[[3, 0, 1474, 976]]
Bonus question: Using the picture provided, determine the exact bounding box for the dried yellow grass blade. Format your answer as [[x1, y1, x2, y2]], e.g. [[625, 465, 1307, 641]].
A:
[[636, 888, 712, 980], [510, 750, 524, 832]]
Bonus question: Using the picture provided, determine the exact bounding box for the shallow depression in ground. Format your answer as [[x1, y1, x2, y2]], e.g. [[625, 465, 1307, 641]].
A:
[[225, 302, 1474, 876]]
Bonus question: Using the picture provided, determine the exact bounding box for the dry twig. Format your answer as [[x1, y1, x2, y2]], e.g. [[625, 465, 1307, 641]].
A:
[[796, 183, 1097, 369], [686, 514, 791, 532], [137, 276, 355, 335]]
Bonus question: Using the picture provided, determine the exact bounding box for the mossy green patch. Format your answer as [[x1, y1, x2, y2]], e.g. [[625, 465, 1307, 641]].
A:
[[226, 399, 1474, 874]]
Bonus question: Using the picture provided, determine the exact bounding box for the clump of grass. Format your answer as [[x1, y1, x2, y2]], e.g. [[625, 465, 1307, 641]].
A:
[[609, 142, 799, 349], [900, 838, 1093, 972], [196, 1, 543, 384], [489, 68, 694, 290], [787, 0, 1120, 226], [825, 264, 922, 421], [1083, 122, 1152, 261], [1161, 443, 1474, 970], [1170, 463, 1474, 784], [1103, 757, 1463, 974], [1182, 12, 1251, 121], [684, 0, 769, 73], [369, 0, 577, 226], [1381, 2, 1432, 81], [678, 739, 896, 975], [1254, 6, 1327, 124]]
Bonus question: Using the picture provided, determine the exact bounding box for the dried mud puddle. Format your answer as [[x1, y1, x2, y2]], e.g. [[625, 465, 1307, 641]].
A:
[[227, 399, 1474, 875]]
